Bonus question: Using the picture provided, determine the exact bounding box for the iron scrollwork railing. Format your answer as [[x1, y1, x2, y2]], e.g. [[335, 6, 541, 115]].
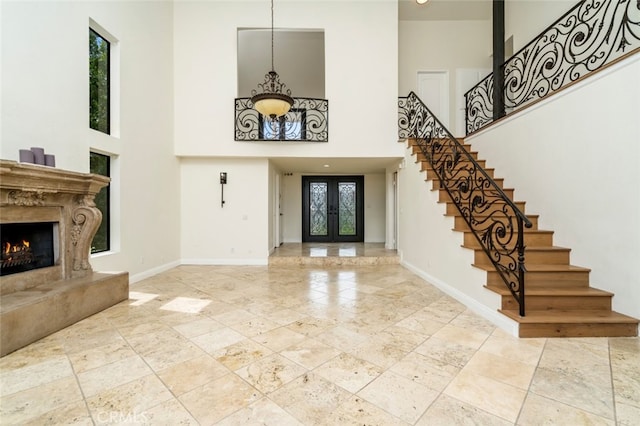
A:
[[400, 92, 532, 316], [466, 0, 640, 134], [235, 97, 328, 142]]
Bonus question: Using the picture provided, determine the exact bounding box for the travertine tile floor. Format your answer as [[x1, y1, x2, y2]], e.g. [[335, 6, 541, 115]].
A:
[[1, 250, 639, 425]]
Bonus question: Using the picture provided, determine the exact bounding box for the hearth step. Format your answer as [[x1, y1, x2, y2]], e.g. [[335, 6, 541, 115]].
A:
[[1, 272, 129, 357]]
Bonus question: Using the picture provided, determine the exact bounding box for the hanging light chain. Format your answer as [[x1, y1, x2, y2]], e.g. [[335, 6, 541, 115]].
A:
[[250, 0, 293, 120], [271, 0, 275, 72]]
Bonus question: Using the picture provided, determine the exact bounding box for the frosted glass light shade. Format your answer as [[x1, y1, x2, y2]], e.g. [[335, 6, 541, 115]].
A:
[[252, 93, 293, 118]]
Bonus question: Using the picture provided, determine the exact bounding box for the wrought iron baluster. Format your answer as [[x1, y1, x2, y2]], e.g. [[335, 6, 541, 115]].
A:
[[399, 92, 532, 316], [465, 0, 640, 134], [235, 97, 328, 142]]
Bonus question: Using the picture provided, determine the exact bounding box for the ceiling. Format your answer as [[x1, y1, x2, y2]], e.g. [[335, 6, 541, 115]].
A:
[[269, 156, 402, 174], [398, 0, 492, 21]]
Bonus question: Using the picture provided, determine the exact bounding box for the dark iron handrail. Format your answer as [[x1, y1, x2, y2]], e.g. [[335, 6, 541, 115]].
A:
[[399, 92, 532, 316], [235, 97, 328, 142], [466, 0, 640, 134]]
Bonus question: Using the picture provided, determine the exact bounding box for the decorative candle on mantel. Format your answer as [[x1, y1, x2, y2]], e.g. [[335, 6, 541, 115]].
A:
[[44, 154, 56, 167], [31, 147, 45, 165], [19, 149, 35, 163]]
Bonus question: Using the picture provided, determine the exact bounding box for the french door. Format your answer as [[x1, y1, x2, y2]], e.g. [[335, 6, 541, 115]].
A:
[[302, 176, 364, 242]]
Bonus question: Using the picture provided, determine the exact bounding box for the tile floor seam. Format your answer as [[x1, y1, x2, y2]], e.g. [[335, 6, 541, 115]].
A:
[[156, 351, 234, 423], [114, 321, 208, 424], [607, 337, 619, 425], [2, 260, 637, 425], [64, 345, 97, 425]]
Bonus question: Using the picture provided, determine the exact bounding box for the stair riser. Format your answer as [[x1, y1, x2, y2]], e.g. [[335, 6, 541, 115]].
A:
[[445, 201, 526, 216], [475, 250, 570, 266], [463, 232, 552, 248], [422, 161, 489, 172], [500, 295, 612, 311], [424, 167, 496, 181], [439, 189, 514, 203], [415, 152, 479, 162], [485, 271, 590, 287], [433, 179, 505, 190], [453, 215, 538, 230], [518, 323, 638, 338], [411, 143, 472, 154]]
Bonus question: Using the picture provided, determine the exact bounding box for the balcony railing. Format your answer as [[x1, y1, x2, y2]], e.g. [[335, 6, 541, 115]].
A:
[[466, 0, 640, 134], [234, 97, 328, 142]]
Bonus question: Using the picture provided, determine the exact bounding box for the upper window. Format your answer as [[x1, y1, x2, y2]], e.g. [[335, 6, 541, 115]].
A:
[[259, 108, 306, 141], [89, 29, 110, 134]]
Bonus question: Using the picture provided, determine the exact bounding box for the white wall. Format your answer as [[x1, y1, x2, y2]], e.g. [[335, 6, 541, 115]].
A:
[[398, 19, 492, 135], [180, 158, 270, 264], [467, 55, 640, 320], [364, 174, 386, 243], [174, 0, 400, 255], [237, 30, 325, 99], [505, 0, 577, 52], [1, 1, 180, 281], [173, 0, 401, 158]]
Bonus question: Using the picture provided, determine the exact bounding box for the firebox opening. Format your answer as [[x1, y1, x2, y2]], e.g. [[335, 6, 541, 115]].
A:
[[1, 222, 56, 276]]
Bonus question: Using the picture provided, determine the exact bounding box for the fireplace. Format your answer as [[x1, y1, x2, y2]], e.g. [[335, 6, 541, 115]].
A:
[[1, 159, 129, 356], [1, 222, 57, 276]]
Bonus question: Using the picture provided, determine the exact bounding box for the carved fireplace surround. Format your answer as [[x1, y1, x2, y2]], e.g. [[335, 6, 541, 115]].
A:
[[0, 159, 129, 356]]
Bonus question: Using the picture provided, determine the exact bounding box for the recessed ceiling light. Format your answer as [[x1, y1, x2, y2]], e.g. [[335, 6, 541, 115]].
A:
[[416, 0, 429, 4], [323, 164, 330, 168]]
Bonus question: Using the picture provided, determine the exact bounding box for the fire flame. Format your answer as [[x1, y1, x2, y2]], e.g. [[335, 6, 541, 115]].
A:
[[4, 240, 31, 254]]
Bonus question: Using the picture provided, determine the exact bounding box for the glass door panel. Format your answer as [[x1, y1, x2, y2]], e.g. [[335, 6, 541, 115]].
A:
[[310, 182, 328, 236], [338, 182, 357, 236]]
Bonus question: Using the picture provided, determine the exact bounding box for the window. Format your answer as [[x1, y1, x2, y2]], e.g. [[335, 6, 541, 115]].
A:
[[89, 28, 110, 134], [259, 108, 307, 140], [90, 152, 110, 253]]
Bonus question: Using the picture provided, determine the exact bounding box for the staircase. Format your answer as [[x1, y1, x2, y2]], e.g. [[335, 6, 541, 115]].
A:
[[407, 138, 639, 338]]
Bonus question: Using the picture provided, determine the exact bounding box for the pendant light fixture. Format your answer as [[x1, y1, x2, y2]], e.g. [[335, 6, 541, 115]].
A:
[[250, 0, 293, 119]]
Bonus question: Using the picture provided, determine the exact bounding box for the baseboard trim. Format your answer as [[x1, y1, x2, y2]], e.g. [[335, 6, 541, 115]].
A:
[[129, 260, 181, 284], [401, 260, 519, 337]]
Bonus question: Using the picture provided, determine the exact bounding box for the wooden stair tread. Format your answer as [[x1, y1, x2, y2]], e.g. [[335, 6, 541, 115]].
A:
[[436, 187, 515, 193], [442, 199, 524, 205], [458, 230, 552, 237], [473, 263, 590, 272], [459, 228, 550, 233], [466, 245, 570, 252], [500, 309, 639, 324], [485, 285, 614, 297], [452, 213, 539, 219]]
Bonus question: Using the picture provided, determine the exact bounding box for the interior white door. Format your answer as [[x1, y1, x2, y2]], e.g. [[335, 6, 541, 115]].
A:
[[275, 173, 283, 247], [417, 71, 450, 129]]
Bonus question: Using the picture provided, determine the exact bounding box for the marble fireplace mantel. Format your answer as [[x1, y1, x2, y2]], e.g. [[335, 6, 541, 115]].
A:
[[0, 159, 129, 356]]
